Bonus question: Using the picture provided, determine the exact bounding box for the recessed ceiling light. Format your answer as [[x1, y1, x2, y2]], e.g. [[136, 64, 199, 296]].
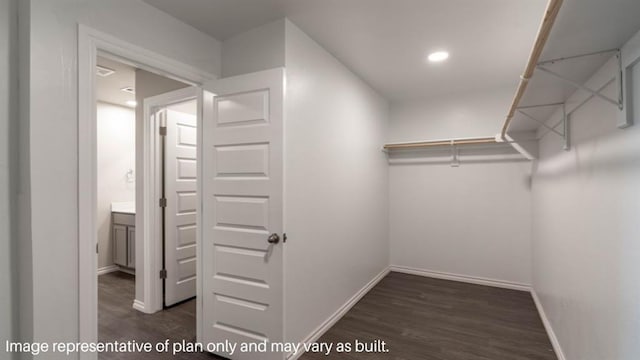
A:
[[125, 100, 137, 107], [428, 51, 449, 63], [96, 65, 115, 77], [121, 86, 135, 94]]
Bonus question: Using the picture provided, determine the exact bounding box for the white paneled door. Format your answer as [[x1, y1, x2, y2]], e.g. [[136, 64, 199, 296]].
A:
[[201, 68, 285, 359], [165, 107, 198, 306]]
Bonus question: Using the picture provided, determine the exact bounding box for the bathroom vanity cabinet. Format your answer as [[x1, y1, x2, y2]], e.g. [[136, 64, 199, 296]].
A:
[[112, 212, 135, 269]]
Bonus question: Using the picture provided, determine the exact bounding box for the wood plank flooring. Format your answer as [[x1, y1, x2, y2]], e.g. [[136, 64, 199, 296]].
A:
[[300, 272, 557, 360], [99, 271, 556, 359], [98, 272, 221, 359]]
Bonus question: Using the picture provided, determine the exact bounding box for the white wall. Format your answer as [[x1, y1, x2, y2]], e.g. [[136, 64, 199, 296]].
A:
[[388, 89, 533, 287], [0, 0, 17, 357], [134, 69, 189, 303], [24, 0, 220, 353], [390, 161, 533, 286], [531, 29, 640, 360], [388, 88, 514, 142], [97, 103, 136, 269], [283, 20, 390, 345], [222, 18, 285, 78]]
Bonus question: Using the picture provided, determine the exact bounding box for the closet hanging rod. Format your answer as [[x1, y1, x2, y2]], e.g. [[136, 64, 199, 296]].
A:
[[500, 0, 564, 138], [383, 137, 499, 150]]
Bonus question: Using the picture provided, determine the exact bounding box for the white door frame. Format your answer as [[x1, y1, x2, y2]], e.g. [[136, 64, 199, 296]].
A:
[[141, 87, 199, 314], [78, 24, 214, 360]]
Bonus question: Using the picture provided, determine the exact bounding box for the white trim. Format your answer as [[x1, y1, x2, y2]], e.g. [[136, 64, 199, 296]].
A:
[[118, 267, 136, 276], [505, 133, 537, 160], [195, 88, 205, 343], [132, 299, 146, 313], [78, 24, 215, 360], [389, 265, 532, 292], [287, 267, 390, 360], [142, 87, 199, 315], [97, 265, 119, 276], [619, 45, 640, 128], [82, 27, 213, 86], [78, 25, 99, 358], [531, 289, 567, 360]]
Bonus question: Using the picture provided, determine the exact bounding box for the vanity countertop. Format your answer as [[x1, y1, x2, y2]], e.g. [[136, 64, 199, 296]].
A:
[[111, 201, 135, 215]]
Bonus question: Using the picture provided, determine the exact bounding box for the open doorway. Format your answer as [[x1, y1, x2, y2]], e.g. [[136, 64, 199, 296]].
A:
[[79, 26, 285, 360], [144, 88, 199, 309], [94, 54, 201, 357]]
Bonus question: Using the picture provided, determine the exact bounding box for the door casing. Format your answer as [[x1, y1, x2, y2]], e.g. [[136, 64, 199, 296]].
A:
[[78, 24, 213, 360], [142, 87, 199, 313]]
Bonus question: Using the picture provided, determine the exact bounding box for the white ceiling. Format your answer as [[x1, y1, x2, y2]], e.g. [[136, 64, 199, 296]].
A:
[[143, 0, 548, 100], [96, 56, 136, 108]]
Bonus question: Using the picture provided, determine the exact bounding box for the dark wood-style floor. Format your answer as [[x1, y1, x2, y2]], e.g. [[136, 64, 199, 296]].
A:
[[98, 272, 221, 359], [99, 271, 556, 360], [300, 272, 556, 360]]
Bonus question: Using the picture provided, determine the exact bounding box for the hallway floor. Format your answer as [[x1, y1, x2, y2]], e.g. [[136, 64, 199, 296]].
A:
[[98, 272, 219, 359]]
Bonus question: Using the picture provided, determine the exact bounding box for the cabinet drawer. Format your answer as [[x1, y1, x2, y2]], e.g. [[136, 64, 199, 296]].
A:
[[113, 213, 135, 226]]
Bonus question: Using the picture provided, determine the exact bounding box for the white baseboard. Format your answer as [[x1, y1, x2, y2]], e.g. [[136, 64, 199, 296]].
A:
[[132, 299, 146, 313], [280, 263, 560, 360], [392, 265, 565, 358], [389, 265, 531, 292], [531, 289, 566, 360], [287, 266, 390, 360], [97, 265, 119, 276], [118, 267, 136, 276]]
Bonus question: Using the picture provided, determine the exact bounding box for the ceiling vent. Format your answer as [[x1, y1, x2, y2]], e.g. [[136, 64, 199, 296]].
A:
[[120, 86, 135, 94], [96, 65, 115, 77]]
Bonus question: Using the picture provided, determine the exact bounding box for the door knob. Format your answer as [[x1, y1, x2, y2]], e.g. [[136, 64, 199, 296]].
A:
[[267, 233, 280, 244]]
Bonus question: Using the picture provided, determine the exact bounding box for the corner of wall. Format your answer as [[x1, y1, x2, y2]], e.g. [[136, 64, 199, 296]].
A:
[[530, 289, 567, 360], [0, 0, 21, 355], [221, 18, 286, 78], [282, 18, 391, 347], [17, 0, 33, 349]]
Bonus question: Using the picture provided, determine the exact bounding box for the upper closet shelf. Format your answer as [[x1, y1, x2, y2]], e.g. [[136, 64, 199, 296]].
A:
[[383, 0, 640, 160], [507, 0, 640, 138]]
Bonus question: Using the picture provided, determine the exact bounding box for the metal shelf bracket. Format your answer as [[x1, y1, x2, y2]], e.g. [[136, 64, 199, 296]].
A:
[[536, 49, 623, 111], [530, 103, 570, 151], [517, 108, 564, 137], [562, 104, 570, 151]]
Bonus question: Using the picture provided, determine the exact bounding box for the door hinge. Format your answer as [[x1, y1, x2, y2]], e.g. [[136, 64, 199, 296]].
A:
[[160, 269, 167, 279], [159, 198, 167, 208], [159, 126, 167, 136], [96, 243, 99, 254]]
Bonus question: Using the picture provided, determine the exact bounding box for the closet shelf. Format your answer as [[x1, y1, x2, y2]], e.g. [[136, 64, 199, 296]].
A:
[[506, 0, 640, 136]]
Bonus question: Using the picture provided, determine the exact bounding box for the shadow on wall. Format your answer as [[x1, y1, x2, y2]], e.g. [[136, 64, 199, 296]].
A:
[[534, 130, 640, 180]]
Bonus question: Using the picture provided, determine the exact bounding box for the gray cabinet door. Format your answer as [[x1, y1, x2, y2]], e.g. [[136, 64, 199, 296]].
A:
[[127, 227, 135, 268], [113, 224, 128, 267]]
